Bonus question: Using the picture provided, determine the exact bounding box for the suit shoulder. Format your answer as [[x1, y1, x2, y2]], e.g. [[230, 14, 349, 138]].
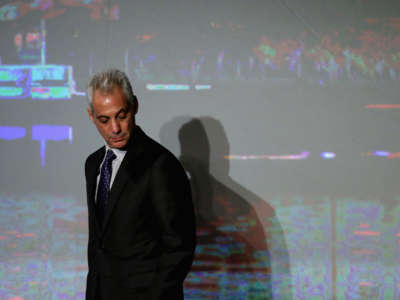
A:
[[85, 146, 104, 168], [145, 135, 180, 162], [140, 133, 184, 170]]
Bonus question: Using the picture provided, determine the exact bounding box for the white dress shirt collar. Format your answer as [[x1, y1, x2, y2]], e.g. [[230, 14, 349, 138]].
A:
[[104, 144, 127, 161]]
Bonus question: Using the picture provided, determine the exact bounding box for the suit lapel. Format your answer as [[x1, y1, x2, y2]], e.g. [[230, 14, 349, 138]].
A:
[[86, 147, 105, 234], [101, 126, 147, 231]]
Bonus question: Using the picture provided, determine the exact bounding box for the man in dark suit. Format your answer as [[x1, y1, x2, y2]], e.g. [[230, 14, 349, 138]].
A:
[[84, 69, 196, 300]]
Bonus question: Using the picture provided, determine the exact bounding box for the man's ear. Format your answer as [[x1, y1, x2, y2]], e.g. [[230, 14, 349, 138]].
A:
[[133, 95, 139, 115], [87, 107, 94, 122]]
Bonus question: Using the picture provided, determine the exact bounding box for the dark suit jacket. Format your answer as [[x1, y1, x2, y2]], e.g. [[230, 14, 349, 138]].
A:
[[84, 126, 196, 300]]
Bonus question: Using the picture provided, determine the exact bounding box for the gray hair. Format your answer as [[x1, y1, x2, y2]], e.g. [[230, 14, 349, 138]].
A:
[[87, 69, 136, 112]]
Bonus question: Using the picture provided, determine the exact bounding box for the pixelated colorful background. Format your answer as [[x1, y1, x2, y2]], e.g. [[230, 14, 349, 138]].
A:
[[1, 1, 400, 299]]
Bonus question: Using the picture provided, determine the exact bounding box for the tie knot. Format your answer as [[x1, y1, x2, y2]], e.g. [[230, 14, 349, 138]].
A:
[[105, 149, 116, 163]]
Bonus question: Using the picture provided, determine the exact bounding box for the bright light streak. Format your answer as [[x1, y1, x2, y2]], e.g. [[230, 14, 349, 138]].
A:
[[354, 231, 380, 236], [194, 84, 212, 90], [374, 151, 390, 157], [146, 84, 190, 91], [0, 126, 26, 140], [388, 152, 400, 159], [362, 151, 400, 159], [366, 104, 400, 109], [225, 152, 309, 160], [320, 152, 336, 159]]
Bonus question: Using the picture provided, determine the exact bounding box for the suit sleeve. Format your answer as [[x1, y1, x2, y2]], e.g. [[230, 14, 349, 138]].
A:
[[149, 152, 196, 298], [84, 157, 97, 273]]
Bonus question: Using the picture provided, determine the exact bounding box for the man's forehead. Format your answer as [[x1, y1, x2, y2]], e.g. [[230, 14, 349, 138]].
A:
[[93, 87, 128, 103], [93, 85, 122, 97], [92, 89, 131, 114]]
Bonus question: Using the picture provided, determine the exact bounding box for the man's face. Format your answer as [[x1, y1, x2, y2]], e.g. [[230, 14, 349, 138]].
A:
[[88, 86, 135, 149]]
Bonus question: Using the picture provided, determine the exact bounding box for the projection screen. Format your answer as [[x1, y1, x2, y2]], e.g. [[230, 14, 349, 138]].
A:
[[1, 0, 400, 299]]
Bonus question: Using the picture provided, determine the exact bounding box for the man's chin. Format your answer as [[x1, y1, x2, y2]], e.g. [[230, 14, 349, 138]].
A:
[[108, 138, 128, 149]]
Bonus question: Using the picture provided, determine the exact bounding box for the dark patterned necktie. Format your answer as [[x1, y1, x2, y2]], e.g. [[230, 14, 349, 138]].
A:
[[96, 149, 116, 225]]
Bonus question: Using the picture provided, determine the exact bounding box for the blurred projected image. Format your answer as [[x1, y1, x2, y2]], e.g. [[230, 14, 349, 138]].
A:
[[124, 16, 400, 88], [0, 193, 87, 300], [0, 1, 399, 92], [1, 194, 399, 299], [14, 25, 42, 64], [1, 1, 400, 299], [0, 64, 76, 100], [0, 16, 79, 100]]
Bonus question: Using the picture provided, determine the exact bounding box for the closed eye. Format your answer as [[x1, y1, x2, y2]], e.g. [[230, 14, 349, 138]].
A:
[[98, 117, 109, 124]]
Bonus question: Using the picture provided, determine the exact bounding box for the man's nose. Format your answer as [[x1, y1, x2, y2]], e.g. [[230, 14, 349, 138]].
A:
[[111, 119, 121, 134]]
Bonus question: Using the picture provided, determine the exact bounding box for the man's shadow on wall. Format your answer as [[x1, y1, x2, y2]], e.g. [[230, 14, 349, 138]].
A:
[[160, 117, 292, 299]]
